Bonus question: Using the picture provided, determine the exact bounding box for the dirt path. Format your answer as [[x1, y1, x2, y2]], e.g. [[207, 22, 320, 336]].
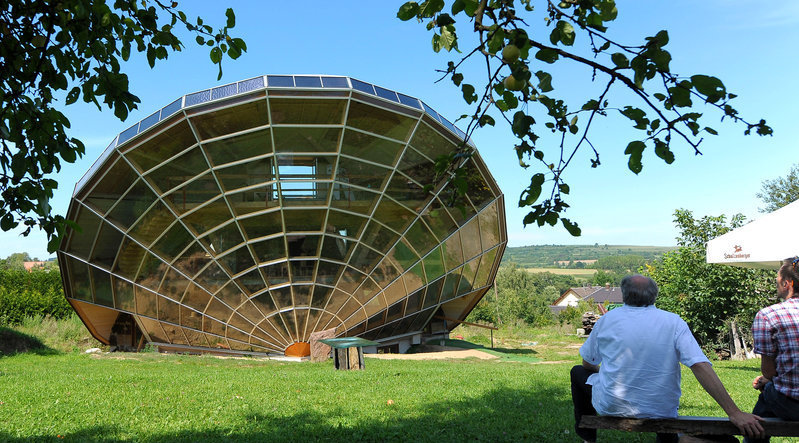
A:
[[365, 348, 498, 360]]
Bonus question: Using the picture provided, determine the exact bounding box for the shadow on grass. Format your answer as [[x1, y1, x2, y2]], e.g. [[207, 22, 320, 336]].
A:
[[0, 385, 653, 442], [0, 327, 57, 357]]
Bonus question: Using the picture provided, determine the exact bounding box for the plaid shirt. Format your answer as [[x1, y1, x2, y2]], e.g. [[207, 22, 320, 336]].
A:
[[752, 298, 799, 399]]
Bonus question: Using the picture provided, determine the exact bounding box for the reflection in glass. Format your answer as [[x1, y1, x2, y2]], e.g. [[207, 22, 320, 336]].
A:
[[107, 180, 158, 229], [270, 98, 346, 125], [84, 157, 137, 214], [347, 100, 416, 142], [340, 129, 404, 166], [190, 99, 269, 140], [66, 206, 102, 259], [273, 127, 340, 153], [203, 129, 273, 166], [125, 120, 196, 172]]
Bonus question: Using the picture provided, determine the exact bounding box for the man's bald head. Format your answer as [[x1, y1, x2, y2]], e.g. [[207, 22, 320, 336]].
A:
[[620, 274, 658, 307]]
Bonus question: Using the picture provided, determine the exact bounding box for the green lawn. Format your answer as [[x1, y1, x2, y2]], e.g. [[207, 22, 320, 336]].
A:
[[0, 340, 792, 442]]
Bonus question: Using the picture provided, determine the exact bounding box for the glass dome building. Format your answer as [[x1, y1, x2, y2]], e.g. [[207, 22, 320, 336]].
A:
[[57, 75, 507, 357]]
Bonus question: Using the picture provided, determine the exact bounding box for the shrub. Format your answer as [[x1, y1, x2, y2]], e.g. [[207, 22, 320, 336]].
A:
[[0, 268, 70, 325]]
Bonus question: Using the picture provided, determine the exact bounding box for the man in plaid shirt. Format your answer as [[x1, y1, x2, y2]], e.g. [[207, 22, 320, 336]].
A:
[[747, 258, 799, 443]]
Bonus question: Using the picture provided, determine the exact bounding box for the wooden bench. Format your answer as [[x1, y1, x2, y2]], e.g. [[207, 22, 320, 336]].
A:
[[580, 415, 799, 440]]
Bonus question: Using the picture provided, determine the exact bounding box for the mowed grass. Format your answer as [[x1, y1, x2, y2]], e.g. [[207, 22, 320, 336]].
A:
[[0, 326, 791, 442]]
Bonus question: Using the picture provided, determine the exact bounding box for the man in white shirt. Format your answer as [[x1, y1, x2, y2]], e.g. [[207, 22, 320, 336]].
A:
[[570, 274, 764, 442]]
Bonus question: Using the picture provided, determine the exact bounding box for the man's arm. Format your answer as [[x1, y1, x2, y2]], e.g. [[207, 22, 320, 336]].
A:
[[690, 362, 765, 439], [753, 355, 777, 390], [582, 359, 599, 372]]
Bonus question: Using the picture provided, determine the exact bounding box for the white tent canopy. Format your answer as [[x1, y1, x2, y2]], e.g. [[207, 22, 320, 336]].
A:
[[706, 199, 799, 270]]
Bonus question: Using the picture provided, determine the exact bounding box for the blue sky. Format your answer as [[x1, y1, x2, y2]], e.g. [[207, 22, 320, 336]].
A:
[[6, 1, 798, 260]]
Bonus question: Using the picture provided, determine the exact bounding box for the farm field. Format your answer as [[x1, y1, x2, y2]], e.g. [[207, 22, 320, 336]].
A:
[[525, 267, 597, 281], [0, 324, 787, 442]]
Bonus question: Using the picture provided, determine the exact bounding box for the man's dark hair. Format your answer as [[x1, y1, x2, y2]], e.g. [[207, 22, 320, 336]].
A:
[[779, 257, 799, 290], [621, 274, 658, 307]]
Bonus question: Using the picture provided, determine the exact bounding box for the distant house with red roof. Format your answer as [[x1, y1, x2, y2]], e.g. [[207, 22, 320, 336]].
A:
[[550, 283, 623, 314]]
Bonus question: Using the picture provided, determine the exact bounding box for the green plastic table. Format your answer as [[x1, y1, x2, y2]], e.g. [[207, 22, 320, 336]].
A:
[[319, 337, 379, 370]]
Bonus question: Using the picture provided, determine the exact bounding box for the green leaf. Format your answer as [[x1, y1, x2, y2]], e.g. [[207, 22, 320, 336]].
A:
[[461, 83, 477, 104], [419, 0, 445, 18], [438, 25, 457, 51], [225, 8, 235, 28], [1, 214, 17, 231], [452, 73, 463, 86], [210, 47, 222, 64], [611, 53, 628, 68], [478, 115, 495, 127], [535, 48, 559, 64], [690, 74, 726, 103], [535, 71, 553, 92], [654, 139, 674, 164], [704, 127, 718, 135], [624, 140, 645, 174], [581, 99, 599, 111], [557, 20, 575, 46], [435, 13, 455, 26], [561, 218, 581, 236], [65, 87, 81, 105], [397, 2, 420, 20]]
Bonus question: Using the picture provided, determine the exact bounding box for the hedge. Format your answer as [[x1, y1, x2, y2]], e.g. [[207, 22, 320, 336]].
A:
[[0, 269, 71, 325]]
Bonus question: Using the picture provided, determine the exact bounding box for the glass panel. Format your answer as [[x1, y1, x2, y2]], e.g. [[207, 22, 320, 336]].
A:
[[385, 300, 404, 324], [137, 317, 169, 343], [66, 206, 101, 259], [203, 129, 273, 166], [405, 288, 423, 316], [370, 257, 401, 289], [283, 209, 324, 232], [251, 237, 286, 264], [164, 172, 220, 216], [269, 98, 346, 124], [279, 311, 298, 342], [440, 269, 462, 303], [112, 277, 135, 312], [478, 201, 501, 251], [201, 221, 244, 255], [348, 244, 382, 273], [403, 262, 426, 295], [158, 296, 180, 323], [181, 197, 232, 237], [89, 267, 114, 307], [151, 222, 194, 262], [263, 261, 290, 286], [355, 278, 380, 306], [258, 316, 289, 344], [125, 120, 196, 172], [409, 122, 457, 161], [240, 210, 283, 240], [336, 157, 389, 191], [373, 197, 416, 233], [382, 278, 407, 307], [107, 179, 158, 229], [216, 157, 274, 192], [145, 146, 209, 194], [386, 239, 419, 273], [194, 262, 228, 294], [459, 257, 480, 296], [190, 99, 269, 140], [228, 313, 255, 337], [359, 221, 399, 252], [113, 237, 146, 280], [423, 247, 446, 282], [460, 217, 482, 262], [162, 324, 187, 346], [340, 129, 403, 167], [336, 266, 366, 294], [346, 100, 416, 142], [384, 172, 429, 208], [136, 252, 168, 292], [474, 247, 499, 289], [84, 157, 137, 214], [462, 159, 495, 210], [422, 277, 444, 310], [204, 297, 233, 323], [304, 309, 322, 339], [236, 300, 267, 329], [183, 327, 209, 347], [293, 285, 312, 306], [316, 260, 343, 285], [364, 297, 386, 321], [172, 242, 211, 277], [159, 267, 190, 302], [90, 222, 124, 270], [410, 307, 435, 331], [251, 292, 278, 316], [181, 282, 212, 311], [311, 285, 333, 309], [314, 312, 337, 335], [330, 184, 379, 215], [216, 282, 247, 310], [405, 219, 438, 257], [319, 235, 350, 263], [326, 209, 366, 240], [442, 231, 464, 271], [440, 180, 477, 226], [286, 235, 319, 257], [128, 201, 176, 247], [322, 289, 350, 317], [227, 184, 279, 215], [396, 146, 436, 187], [290, 259, 316, 282], [235, 268, 266, 295], [180, 305, 203, 329], [218, 245, 256, 275], [135, 286, 158, 317], [421, 197, 458, 241], [272, 127, 340, 153]]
